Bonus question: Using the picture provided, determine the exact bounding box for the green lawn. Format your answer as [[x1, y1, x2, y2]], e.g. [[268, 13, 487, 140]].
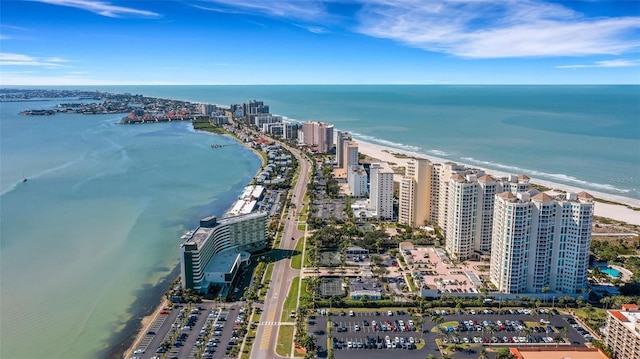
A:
[[291, 239, 304, 270], [276, 325, 294, 357], [431, 321, 459, 332], [259, 263, 275, 301], [435, 339, 480, 355], [297, 223, 306, 231], [405, 273, 418, 292], [281, 276, 301, 322]]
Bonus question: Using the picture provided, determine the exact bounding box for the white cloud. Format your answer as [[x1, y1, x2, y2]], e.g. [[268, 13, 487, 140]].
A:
[[354, 0, 640, 58], [0, 53, 71, 68], [188, 0, 640, 58], [556, 59, 640, 69], [33, 0, 160, 18], [194, 0, 327, 20]]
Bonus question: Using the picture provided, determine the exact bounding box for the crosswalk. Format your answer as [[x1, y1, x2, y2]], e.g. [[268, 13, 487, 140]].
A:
[[259, 321, 294, 326]]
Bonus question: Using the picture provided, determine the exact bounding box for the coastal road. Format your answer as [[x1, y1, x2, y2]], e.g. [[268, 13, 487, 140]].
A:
[[251, 143, 312, 359]]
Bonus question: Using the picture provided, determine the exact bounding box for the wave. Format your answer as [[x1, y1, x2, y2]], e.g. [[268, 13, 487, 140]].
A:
[[350, 132, 422, 153], [460, 157, 631, 194], [428, 149, 448, 157]]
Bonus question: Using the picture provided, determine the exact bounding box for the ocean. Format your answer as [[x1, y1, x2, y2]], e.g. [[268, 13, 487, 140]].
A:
[[0, 85, 638, 358], [0, 99, 262, 358], [85, 85, 640, 200]]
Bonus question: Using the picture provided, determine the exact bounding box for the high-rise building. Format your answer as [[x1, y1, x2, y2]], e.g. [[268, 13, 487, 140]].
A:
[[284, 122, 301, 141], [179, 212, 267, 293], [199, 103, 217, 115], [441, 170, 531, 260], [603, 304, 640, 359], [348, 165, 368, 197], [243, 100, 270, 125], [344, 141, 359, 170], [398, 159, 432, 227], [300, 121, 334, 153], [336, 131, 352, 168], [369, 162, 395, 219], [445, 173, 480, 260], [490, 191, 594, 294]]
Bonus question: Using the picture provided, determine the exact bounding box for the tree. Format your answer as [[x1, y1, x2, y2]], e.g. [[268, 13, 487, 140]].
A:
[[478, 348, 489, 359], [496, 347, 516, 359], [554, 334, 564, 347]]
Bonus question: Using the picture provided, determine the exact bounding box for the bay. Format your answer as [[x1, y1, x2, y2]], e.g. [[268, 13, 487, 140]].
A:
[[0, 99, 261, 358]]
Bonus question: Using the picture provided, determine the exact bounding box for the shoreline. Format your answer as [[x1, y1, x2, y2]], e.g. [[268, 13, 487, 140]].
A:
[[121, 126, 265, 359], [356, 139, 640, 226]]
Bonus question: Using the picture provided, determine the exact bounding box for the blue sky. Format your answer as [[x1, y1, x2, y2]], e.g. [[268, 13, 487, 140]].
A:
[[1, 0, 639, 85]]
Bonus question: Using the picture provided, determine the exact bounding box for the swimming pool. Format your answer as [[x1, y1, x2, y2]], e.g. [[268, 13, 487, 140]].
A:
[[601, 266, 621, 278]]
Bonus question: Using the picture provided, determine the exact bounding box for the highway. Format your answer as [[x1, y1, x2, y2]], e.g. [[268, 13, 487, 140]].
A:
[[251, 142, 312, 359]]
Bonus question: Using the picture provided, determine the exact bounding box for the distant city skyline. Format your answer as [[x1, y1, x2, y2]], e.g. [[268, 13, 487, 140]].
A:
[[1, 0, 639, 85]]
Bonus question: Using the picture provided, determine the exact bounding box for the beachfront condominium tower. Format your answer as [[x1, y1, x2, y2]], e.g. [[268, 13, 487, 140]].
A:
[[398, 158, 433, 227], [435, 162, 470, 233], [369, 162, 395, 219], [336, 131, 352, 168], [344, 141, 359, 170], [445, 173, 479, 260], [443, 170, 531, 260], [348, 165, 368, 197], [490, 191, 594, 294], [179, 212, 268, 293], [301, 121, 334, 153]]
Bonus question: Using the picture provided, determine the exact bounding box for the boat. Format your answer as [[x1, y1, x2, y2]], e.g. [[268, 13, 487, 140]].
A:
[[22, 178, 27, 183], [211, 144, 224, 148]]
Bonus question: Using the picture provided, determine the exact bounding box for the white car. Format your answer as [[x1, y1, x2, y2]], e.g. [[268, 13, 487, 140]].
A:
[[409, 337, 415, 344], [134, 349, 144, 355], [354, 324, 360, 331]]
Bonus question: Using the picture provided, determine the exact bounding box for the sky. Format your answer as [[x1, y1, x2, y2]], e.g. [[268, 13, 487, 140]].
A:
[[1, 0, 639, 85]]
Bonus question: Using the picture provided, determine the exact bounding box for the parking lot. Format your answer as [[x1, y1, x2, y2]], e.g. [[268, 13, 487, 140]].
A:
[[313, 308, 591, 359], [315, 309, 430, 359], [131, 303, 245, 359]]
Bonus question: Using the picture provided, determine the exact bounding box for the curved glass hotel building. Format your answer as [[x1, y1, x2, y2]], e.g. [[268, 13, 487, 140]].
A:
[[179, 212, 267, 293]]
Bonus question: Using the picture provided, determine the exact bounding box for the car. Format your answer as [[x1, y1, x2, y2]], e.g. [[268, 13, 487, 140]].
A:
[[363, 319, 370, 326], [387, 310, 393, 316], [347, 341, 353, 348], [134, 349, 144, 355], [349, 310, 355, 317], [354, 324, 360, 331]]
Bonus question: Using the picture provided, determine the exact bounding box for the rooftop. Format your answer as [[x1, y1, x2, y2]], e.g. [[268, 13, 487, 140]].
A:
[[608, 307, 640, 337], [510, 347, 608, 359], [204, 248, 243, 275]]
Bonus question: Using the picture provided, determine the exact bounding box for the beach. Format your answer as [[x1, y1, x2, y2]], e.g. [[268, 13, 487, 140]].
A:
[[356, 140, 640, 226]]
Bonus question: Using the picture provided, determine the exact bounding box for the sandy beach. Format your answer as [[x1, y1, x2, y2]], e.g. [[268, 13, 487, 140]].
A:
[[356, 140, 640, 226]]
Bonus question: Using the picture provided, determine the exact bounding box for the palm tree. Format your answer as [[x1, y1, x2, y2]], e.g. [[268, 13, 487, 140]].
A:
[[431, 315, 444, 330], [554, 334, 564, 347], [478, 348, 489, 359]]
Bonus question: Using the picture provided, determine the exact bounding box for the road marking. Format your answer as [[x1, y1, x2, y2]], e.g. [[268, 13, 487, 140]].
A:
[[259, 310, 277, 349]]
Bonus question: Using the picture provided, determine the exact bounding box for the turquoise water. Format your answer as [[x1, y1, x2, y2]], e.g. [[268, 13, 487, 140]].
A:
[[1, 85, 639, 358], [601, 267, 622, 278], [56, 85, 640, 200], [0, 100, 261, 358]]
